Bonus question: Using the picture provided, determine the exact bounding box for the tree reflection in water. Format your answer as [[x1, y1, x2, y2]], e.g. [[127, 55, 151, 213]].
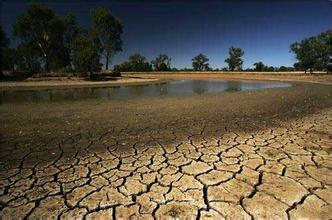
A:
[[225, 81, 241, 92], [158, 83, 169, 96], [192, 80, 208, 94], [129, 84, 148, 96]]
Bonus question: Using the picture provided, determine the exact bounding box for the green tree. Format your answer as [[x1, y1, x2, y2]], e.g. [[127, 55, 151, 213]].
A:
[[253, 61, 265, 72], [192, 53, 209, 71], [312, 30, 332, 71], [265, 66, 275, 72], [2, 48, 17, 72], [113, 61, 131, 73], [72, 29, 102, 76], [13, 2, 66, 72], [62, 14, 80, 69], [290, 30, 332, 74], [128, 53, 152, 71], [225, 46, 244, 71], [151, 54, 171, 71], [290, 41, 316, 74], [91, 7, 123, 70], [114, 53, 152, 72], [1, 27, 12, 74], [278, 66, 288, 72], [16, 43, 41, 75]]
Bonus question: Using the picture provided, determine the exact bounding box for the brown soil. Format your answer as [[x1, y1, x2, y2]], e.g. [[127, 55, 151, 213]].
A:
[[0, 76, 331, 219]]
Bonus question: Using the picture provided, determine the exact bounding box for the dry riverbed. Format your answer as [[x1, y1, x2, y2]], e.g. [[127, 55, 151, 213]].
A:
[[0, 76, 331, 219]]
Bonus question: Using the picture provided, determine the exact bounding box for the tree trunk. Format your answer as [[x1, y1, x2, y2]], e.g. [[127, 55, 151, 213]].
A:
[[105, 52, 109, 70], [45, 56, 50, 73]]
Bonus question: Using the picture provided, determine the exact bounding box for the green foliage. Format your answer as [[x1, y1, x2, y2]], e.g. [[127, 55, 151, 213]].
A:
[[265, 66, 275, 72], [113, 61, 131, 73], [111, 68, 122, 77], [62, 14, 80, 67], [13, 2, 67, 72], [113, 53, 152, 72], [253, 61, 265, 72], [129, 53, 152, 72], [128, 53, 152, 71], [192, 53, 209, 71], [151, 54, 171, 71], [247, 64, 294, 72], [1, 26, 10, 75], [2, 48, 17, 71], [91, 7, 123, 70], [71, 29, 102, 76], [16, 43, 42, 74], [225, 46, 244, 71], [290, 30, 332, 73]]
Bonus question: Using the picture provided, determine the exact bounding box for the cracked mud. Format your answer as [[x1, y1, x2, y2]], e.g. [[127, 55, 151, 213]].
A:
[[0, 83, 331, 219]]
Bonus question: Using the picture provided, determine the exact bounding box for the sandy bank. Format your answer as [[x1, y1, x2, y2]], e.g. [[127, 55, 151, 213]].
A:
[[0, 76, 162, 90], [1, 72, 331, 90]]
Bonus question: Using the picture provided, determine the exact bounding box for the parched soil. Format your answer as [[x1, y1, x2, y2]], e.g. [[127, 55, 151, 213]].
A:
[[0, 78, 331, 219]]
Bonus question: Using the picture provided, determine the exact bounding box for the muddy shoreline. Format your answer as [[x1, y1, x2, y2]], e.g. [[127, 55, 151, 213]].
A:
[[0, 77, 164, 90], [1, 81, 331, 158], [1, 72, 331, 91]]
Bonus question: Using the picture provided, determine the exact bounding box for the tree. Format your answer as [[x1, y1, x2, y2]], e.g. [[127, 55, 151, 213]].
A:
[[91, 7, 123, 70], [72, 28, 102, 76], [151, 54, 171, 71], [290, 41, 316, 74], [2, 48, 17, 72], [312, 30, 332, 71], [290, 30, 332, 74], [62, 14, 80, 70], [225, 46, 244, 71], [265, 66, 275, 72], [128, 53, 152, 71], [253, 61, 265, 72], [16, 43, 41, 75], [113, 61, 132, 73], [1, 27, 11, 74], [13, 2, 66, 72], [192, 53, 209, 71], [278, 66, 288, 72], [114, 53, 152, 72]]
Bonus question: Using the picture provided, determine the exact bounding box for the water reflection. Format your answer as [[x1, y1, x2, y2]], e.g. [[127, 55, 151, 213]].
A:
[[225, 81, 241, 92], [130, 84, 148, 96], [0, 80, 291, 104], [158, 83, 169, 96], [192, 81, 207, 94]]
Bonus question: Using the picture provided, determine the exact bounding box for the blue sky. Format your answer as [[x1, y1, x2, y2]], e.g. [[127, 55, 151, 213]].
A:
[[1, 0, 332, 69]]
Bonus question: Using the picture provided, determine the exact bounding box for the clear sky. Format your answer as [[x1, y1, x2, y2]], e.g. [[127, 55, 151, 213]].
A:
[[1, 0, 332, 69]]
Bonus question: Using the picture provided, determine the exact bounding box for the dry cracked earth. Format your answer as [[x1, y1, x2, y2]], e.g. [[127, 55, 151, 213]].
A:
[[0, 109, 331, 219]]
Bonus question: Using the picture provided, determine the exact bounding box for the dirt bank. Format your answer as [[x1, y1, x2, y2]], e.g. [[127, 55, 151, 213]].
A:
[[0, 76, 162, 90], [1, 72, 331, 90], [123, 72, 332, 85]]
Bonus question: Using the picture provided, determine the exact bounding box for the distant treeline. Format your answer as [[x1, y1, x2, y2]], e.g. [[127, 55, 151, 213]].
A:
[[112, 52, 297, 73], [0, 2, 331, 78]]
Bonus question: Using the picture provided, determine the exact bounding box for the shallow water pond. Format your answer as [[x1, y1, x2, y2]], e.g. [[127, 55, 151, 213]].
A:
[[0, 80, 291, 104]]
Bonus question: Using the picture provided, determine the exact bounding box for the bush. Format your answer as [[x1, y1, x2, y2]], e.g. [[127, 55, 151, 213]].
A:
[[111, 69, 121, 77]]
